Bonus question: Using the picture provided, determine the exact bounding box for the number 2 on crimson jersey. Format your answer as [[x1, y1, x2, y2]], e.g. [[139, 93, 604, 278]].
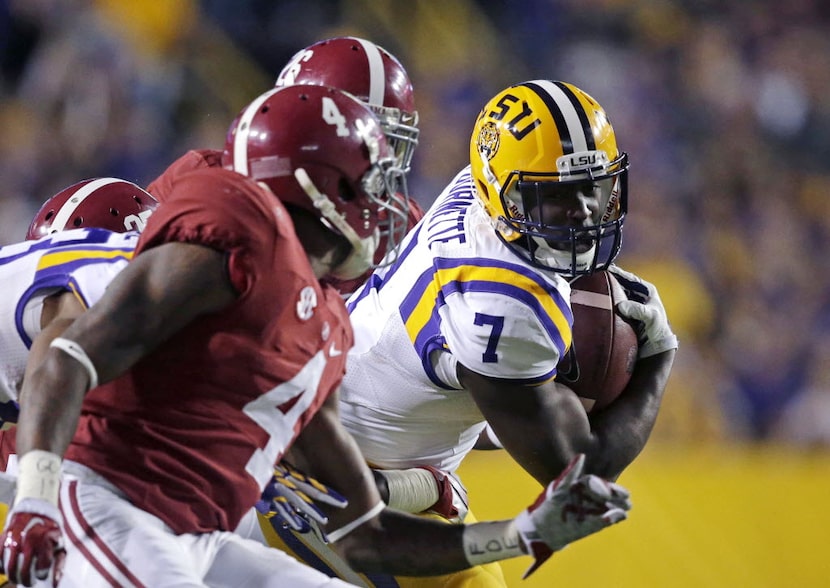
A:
[[242, 351, 328, 489]]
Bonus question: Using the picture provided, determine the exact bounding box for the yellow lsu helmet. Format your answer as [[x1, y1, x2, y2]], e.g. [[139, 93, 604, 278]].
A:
[[470, 80, 628, 277]]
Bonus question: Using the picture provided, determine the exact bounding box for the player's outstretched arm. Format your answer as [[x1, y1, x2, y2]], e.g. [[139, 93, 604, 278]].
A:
[[3, 241, 237, 587], [340, 453, 630, 577], [290, 392, 630, 577], [585, 350, 675, 480]]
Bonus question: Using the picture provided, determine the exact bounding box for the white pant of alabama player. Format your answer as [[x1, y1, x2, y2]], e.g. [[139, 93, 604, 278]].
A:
[[57, 461, 352, 588]]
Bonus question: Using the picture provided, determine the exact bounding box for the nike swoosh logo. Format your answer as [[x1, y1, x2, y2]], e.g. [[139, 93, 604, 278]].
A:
[[329, 342, 342, 357]]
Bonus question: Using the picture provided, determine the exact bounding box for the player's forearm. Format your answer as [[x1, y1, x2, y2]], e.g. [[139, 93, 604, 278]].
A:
[[331, 454, 632, 579], [335, 508, 523, 575], [462, 367, 590, 484], [291, 394, 389, 531], [16, 348, 89, 458], [587, 349, 676, 478]]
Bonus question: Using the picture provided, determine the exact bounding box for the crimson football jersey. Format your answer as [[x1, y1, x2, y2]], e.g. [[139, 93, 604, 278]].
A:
[[65, 167, 352, 534], [146, 149, 223, 203]]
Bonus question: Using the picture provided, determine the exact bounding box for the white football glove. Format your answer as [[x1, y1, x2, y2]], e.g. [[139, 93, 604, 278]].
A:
[[256, 462, 348, 534], [608, 265, 679, 358], [1, 497, 66, 586], [514, 454, 631, 578]]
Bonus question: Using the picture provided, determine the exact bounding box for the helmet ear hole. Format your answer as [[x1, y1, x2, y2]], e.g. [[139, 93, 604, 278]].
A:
[[339, 178, 356, 202], [476, 179, 489, 198]]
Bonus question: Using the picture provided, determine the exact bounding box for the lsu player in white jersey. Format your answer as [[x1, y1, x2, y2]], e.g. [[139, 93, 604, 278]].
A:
[[0, 178, 157, 587], [0, 225, 141, 504], [287, 80, 678, 587], [251, 42, 653, 587], [0, 177, 157, 422]]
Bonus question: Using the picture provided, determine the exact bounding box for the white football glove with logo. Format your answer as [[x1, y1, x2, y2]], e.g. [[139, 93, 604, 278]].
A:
[[1, 497, 66, 586], [608, 265, 679, 358], [514, 454, 631, 578]]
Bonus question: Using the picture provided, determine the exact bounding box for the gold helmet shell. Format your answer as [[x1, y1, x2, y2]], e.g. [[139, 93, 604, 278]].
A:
[[469, 80, 628, 276]]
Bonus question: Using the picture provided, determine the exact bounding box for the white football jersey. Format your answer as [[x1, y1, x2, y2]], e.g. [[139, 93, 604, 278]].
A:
[[341, 166, 573, 473], [0, 228, 138, 412]]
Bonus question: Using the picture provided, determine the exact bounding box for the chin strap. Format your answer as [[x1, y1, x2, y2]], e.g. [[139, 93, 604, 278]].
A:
[[480, 151, 501, 194], [330, 232, 379, 281], [529, 235, 597, 274], [294, 168, 377, 280]]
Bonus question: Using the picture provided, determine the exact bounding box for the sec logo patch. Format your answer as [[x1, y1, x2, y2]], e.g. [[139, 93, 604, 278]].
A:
[[296, 286, 317, 320]]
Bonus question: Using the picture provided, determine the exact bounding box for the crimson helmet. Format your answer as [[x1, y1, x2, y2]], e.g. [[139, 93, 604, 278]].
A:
[[222, 84, 408, 280], [275, 37, 419, 177], [27, 177, 159, 240]]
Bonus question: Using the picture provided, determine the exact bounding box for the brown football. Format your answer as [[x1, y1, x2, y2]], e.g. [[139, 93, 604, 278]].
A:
[[556, 271, 638, 413]]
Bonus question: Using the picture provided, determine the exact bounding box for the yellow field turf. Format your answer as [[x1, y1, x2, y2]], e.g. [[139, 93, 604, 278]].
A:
[[457, 444, 830, 587]]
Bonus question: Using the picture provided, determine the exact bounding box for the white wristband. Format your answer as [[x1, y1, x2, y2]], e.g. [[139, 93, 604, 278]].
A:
[[379, 468, 440, 513], [483, 424, 503, 449], [327, 501, 385, 543], [463, 519, 524, 566], [14, 450, 62, 507], [50, 337, 99, 389]]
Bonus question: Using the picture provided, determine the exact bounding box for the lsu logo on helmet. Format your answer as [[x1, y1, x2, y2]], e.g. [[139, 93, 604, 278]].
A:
[[476, 121, 501, 161]]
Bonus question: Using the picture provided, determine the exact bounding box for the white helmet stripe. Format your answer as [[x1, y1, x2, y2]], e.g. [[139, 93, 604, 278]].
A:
[[233, 87, 282, 176], [355, 38, 385, 107], [527, 80, 590, 154], [50, 177, 124, 232]]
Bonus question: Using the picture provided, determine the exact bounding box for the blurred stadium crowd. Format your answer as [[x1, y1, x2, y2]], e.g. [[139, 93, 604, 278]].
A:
[[1, 0, 829, 446]]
